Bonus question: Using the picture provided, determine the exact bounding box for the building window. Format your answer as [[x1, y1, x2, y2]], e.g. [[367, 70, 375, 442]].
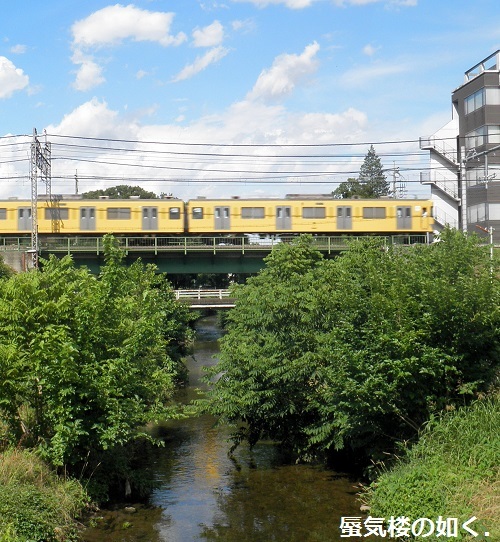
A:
[[489, 204, 500, 220], [465, 126, 486, 149], [302, 207, 326, 219], [107, 208, 131, 219], [486, 87, 500, 105], [467, 203, 487, 223], [169, 207, 181, 219], [45, 208, 69, 220], [465, 88, 485, 114], [363, 207, 386, 219], [0, 208, 6, 220], [241, 207, 265, 219], [488, 125, 500, 144], [192, 207, 203, 219]]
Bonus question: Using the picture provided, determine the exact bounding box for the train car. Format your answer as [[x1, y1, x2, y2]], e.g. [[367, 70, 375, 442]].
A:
[[0, 196, 185, 236], [186, 196, 433, 235]]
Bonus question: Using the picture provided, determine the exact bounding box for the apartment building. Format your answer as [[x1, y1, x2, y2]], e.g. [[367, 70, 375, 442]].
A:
[[421, 50, 500, 243]]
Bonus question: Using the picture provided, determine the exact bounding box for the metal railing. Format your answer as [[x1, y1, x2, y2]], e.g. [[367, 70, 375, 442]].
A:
[[0, 235, 431, 256], [420, 171, 459, 200], [419, 136, 458, 164]]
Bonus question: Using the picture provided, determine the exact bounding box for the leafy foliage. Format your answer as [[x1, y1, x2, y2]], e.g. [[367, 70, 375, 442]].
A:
[[333, 145, 390, 198], [203, 231, 500, 464], [0, 235, 193, 499], [82, 184, 159, 199]]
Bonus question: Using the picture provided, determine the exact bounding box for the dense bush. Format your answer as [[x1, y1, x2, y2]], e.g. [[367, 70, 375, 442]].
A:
[[203, 231, 500, 463], [0, 236, 193, 500]]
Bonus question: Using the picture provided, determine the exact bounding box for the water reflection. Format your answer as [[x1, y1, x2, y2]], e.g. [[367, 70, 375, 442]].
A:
[[83, 315, 364, 541]]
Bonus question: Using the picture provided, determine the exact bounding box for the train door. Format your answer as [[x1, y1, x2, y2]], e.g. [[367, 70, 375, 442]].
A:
[[142, 207, 158, 230], [80, 207, 96, 231], [214, 206, 230, 230], [396, 206, 412, 230], [337, 206, 352, 229], [18, 207, 32, 231], [276, 206, 292, 230]]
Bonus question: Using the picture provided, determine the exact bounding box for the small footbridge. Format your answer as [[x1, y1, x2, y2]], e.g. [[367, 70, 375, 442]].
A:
[[174, 289, 235, 309]]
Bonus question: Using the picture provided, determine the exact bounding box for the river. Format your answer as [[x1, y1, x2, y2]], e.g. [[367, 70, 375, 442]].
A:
[[82, 315, 364, 541]]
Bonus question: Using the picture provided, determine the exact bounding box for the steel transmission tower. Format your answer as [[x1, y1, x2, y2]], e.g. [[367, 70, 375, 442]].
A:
[[30, 129, 51, 268]]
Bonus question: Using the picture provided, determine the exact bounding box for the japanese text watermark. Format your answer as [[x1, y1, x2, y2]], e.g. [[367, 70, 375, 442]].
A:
[[340, 516, 490, 538]]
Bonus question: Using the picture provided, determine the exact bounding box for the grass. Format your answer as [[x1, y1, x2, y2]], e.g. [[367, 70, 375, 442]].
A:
[[0, 448, 89, 542], [366, 396, 499, 541]]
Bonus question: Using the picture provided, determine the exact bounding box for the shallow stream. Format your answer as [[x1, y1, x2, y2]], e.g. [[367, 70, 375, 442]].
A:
[[82, 315, 363, 541]]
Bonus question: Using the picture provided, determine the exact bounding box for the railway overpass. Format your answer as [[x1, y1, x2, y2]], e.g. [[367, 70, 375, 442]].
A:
[[0, 234, 431, 274]]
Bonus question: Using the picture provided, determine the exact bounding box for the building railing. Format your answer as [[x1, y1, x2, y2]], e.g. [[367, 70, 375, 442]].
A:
[[420, 171, 459, 200], [420, 136, 458, 164], [433, 207, 459, 229]]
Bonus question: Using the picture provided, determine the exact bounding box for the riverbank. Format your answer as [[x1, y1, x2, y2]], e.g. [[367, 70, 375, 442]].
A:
[[0, 448, 88, 541], [366, 395, 499, 540]]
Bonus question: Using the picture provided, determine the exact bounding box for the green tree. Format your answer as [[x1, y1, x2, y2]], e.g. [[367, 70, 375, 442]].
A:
[[203, 232, 500, 464], [82, 184, 159, 199], [333, 145, 390, 198], [0, 236, 193, 499]]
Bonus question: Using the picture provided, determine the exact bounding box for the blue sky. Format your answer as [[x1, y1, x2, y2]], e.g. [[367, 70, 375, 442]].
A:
[[1, 0, 500, 200]]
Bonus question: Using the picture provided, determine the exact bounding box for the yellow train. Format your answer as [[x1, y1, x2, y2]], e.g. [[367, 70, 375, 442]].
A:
[[0, 195, 433, 236]]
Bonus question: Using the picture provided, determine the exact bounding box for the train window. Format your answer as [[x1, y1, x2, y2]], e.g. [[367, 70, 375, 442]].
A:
[[241, 207, 265, 219], [0, 208, 6, 219], [302, 207, 326, 219], [192, 207, 204, 219], [45, 208, 69, 220], [363, 207, 386, 219], [169, 207, 181, 219], [107, 208, 131, 219]]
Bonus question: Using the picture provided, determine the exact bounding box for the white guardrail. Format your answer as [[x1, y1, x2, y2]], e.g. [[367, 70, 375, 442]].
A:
[[174, 289, 230, 300]]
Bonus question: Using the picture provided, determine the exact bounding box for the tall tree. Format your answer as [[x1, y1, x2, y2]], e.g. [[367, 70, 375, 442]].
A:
[[333, 145, 390, 199], [358, 144, 390, 197], [82, 185, 159, 199]]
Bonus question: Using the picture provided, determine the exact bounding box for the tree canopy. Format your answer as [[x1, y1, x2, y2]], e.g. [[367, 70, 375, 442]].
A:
[[0, 236, 193, 499], [333, 145, 390, 198], [203, 232, 500, 465], [82, 184, 159, 199]]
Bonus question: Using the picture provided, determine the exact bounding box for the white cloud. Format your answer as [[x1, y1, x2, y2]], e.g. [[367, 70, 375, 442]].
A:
[[38, 96, 368, 201], [71, 4, 186, 48], [232, 0, 318, 8], [46, 98, 134, 139], [192, 20, 224, 47], [71, 51, 105, 91], [362, 44, 378, 56], [70, 5, 187, 91], [231, 19, 255, 32], [0, 56, 29, 99], [340, 61, 409, 87], [333, 0, 417, 5], [10, 44, 27, 54], [172, 46, 230, 82], [247, 41, 320, 101]]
